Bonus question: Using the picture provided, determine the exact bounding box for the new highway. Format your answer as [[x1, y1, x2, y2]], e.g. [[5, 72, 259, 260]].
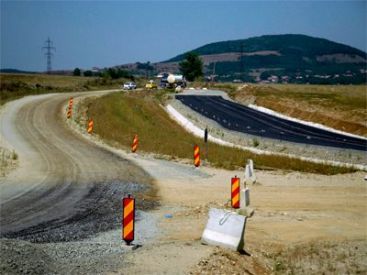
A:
[[176, 95, 367, 151]]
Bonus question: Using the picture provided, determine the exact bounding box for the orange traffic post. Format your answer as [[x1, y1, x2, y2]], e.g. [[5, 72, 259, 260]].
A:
[[87, 119, 94, 134], [122, 194, 135, 245], [194, 144, 200, 167], [69, 97, 73, 108], [131, 134, 138, 153], [67, 107, 72, 119], [67, 97, 73, 119], [231, 176, 240, 209]]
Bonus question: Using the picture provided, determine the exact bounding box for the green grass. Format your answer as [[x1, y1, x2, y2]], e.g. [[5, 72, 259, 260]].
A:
[[86, 91, 355, 175]]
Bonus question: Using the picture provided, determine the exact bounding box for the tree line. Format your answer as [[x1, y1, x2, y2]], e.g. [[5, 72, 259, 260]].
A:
[[73, 67, 134, 80], [73, 52, 204, 82]]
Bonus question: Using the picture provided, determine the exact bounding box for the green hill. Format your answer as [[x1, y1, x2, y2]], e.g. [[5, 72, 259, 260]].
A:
[[163, 34, 366, 84]]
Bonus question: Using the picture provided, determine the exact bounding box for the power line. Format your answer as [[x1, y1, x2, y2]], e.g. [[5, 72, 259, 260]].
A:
[[42, 37, 56, 73]]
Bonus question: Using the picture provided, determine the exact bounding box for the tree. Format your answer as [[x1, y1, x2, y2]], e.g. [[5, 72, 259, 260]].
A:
[[179, 52, 203, 81], [73, 68, 81, 76], [260, 71, 271, 80], [83, 70, 93, 77]]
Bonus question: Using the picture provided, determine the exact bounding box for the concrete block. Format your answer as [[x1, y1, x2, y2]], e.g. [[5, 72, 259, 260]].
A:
[[240, 188, 250, 207], [236, 207, 255, 218], [201, 208, 247, 251]]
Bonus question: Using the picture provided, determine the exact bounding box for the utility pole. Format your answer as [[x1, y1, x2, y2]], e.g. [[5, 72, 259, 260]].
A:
[[42, 37, 56, 74], [240, 42, 244, 81], [211, 62, 216, 84]]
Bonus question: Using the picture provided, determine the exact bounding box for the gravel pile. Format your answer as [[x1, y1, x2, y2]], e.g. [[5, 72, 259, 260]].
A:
[[1, 210, 159, 274]]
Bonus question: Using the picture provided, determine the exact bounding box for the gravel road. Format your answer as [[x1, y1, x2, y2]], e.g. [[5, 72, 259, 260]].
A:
[[0, 92, 156, 242]]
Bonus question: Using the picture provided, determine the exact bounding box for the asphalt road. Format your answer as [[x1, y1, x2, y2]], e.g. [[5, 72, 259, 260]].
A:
[[176, 95, 367, 151], [0, 92, 154, 243]]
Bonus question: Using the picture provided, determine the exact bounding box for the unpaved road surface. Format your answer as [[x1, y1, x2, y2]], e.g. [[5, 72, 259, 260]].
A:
[[0, 92, 155, 242]]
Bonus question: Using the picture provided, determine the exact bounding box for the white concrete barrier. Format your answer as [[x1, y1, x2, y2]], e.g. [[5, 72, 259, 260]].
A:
[[245, 159, 256, 184], [244, 164, 251, 181], [240, 188, 250, 207], [201, 208, 247, 251]]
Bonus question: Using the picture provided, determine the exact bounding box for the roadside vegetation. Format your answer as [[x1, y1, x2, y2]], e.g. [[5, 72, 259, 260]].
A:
[[0, 73, 137, 105], [85, 91, 355, 175]]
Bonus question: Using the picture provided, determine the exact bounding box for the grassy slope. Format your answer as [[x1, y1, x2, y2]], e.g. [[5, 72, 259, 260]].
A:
[[0, 73, 123, 105], [214, 83, 367, 136], [86, 91, 354, 174]]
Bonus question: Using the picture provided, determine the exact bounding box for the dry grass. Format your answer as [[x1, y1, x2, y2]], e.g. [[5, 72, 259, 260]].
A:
[[86, 91, 355, 175], [270, 240, 366, 274], [0, 73, 92, 88], [0, 73, 123, 104]]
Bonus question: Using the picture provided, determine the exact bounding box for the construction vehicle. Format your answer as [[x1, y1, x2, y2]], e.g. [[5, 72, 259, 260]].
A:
[[145, 80, 158, 89], [159, 73, 186, 88]]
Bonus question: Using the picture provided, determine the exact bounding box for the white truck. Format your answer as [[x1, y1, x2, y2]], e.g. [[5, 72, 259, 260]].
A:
[[159, 73, 186, 88]]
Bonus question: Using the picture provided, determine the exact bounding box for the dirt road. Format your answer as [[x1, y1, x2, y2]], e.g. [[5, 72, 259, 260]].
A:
[[0, 91, 155, 241]]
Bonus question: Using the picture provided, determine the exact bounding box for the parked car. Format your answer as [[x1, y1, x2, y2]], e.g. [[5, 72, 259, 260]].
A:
[[145, 80, 157, 89], [123, 82, 137, 90]]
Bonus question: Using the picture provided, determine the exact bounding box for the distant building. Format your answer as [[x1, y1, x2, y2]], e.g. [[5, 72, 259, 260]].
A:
[[269, 75, 279, 83]]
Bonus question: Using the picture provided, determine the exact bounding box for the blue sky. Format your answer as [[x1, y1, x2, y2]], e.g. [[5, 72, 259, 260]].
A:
[[1, 0, 366, 72]]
